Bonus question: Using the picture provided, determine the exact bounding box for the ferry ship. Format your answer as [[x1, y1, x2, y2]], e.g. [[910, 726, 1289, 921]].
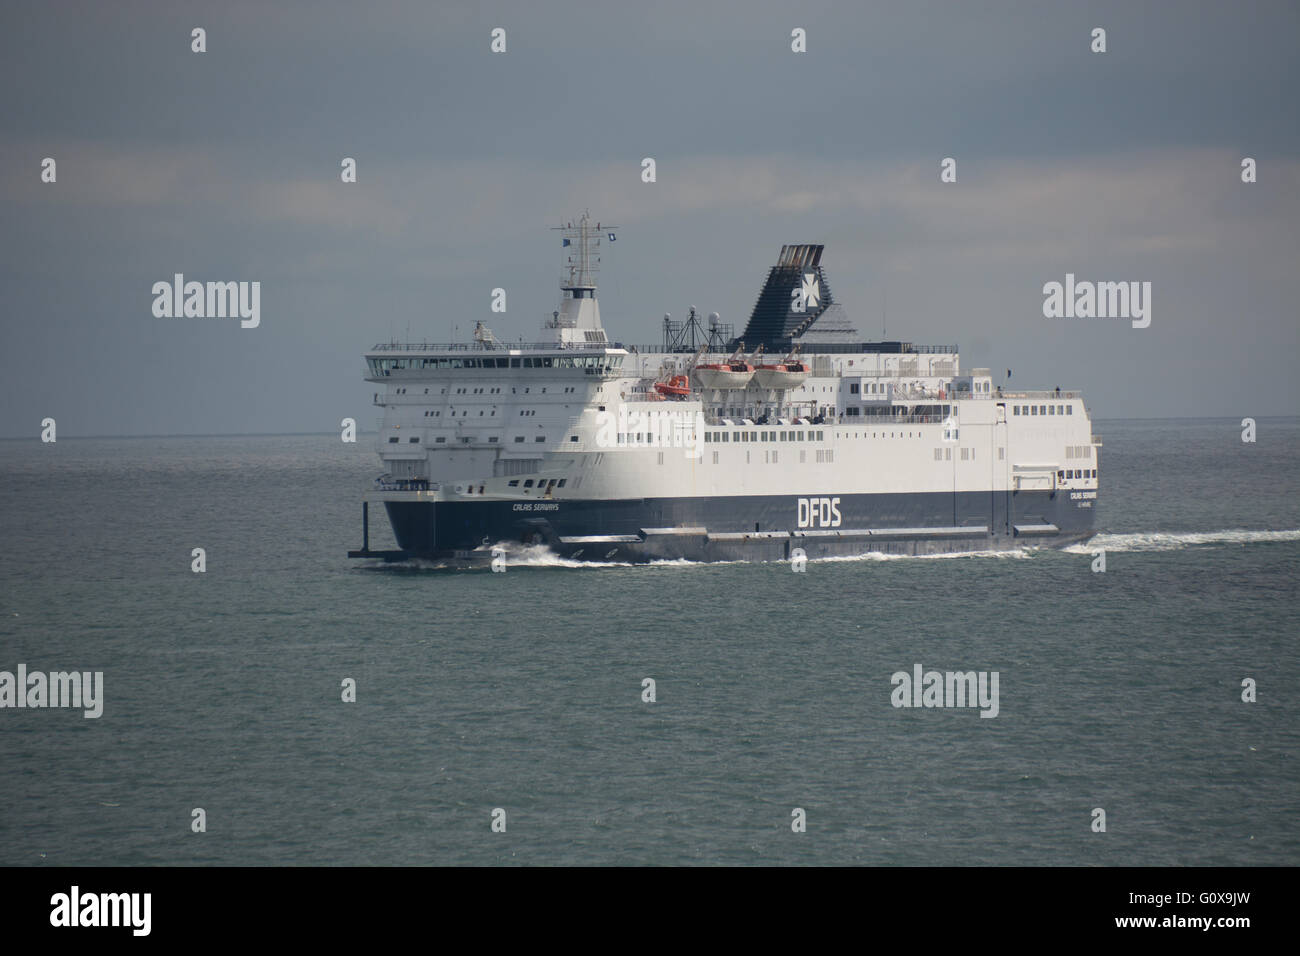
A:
[[349, 213, 1100, 563]]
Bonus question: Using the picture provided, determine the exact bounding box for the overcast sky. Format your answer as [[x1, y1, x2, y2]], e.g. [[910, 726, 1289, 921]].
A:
[[2, 0, 1297, 437]]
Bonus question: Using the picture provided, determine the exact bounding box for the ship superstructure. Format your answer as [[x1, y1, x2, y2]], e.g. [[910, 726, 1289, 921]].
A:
[[350, 214, 1099, 563]]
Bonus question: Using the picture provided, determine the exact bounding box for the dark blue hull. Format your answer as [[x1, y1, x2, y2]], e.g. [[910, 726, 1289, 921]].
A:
[[381, 489, 1098, 563]]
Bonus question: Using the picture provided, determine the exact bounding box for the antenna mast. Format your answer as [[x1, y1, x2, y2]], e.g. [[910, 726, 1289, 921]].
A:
[[552, 210, 617, 291]]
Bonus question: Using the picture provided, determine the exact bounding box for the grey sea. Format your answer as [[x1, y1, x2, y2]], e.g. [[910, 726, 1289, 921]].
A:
[[1, 417, 1297, 866]]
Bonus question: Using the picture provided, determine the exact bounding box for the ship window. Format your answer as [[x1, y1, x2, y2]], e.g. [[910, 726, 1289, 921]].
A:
[[1013, 406, 1020, 415], [557, 479, 566, 487], [508, 479, 519, 487], [1058, 470, 1065, 479], [408, 437, 419, 443], [524, 479, 534, 487], [514, 436, 524, 443], [1068, 405, 1073, 414], [722, 433, 729, 442], [750, 432, 757, 442], [1031, 406, 1038, 415], [388, 437, 399, 443], [535, 436, 545, 442], [435, 437, 446, 443], [489, 437, 499, 443], [569, 436, 578, 442], [1049, 406, 1055, 415], [797, 431, 804, 441], [1040, 405, 1047, 415], [704, 433, 712, 443]]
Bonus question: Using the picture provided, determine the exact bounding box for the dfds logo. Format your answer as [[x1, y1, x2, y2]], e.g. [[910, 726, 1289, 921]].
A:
[[797, 497, 841, 528]]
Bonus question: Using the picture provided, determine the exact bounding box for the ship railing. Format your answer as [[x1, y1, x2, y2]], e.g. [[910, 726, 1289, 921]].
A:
[[701, 413, 951, 427], [998, 389, 1083, 399], [840, 413, 951, 425], [369, 340, 622, 353]]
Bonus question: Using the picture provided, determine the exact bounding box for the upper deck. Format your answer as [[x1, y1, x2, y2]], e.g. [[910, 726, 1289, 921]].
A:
[[365, 342, 628, 382]]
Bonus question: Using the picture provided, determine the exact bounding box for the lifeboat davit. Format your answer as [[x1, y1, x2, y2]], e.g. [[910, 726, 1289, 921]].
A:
[[754, 360, 811, 389], [654, 374, 691, 398], [693, 362, 754, 389]]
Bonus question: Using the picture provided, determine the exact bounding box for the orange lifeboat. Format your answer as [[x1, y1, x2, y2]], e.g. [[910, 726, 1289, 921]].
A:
[[654, 374, 691, 398]]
